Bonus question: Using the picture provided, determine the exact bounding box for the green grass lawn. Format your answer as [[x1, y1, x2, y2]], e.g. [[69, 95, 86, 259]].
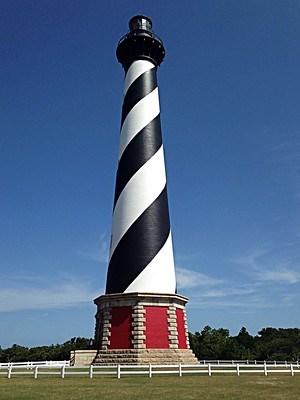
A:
[[0, 375, 299, 400]]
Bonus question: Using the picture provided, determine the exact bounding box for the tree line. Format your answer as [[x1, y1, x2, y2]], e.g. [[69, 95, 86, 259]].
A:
[[189, 326, 300, 361], [0, 337, 90, 363], [0, 327, 299, 363]]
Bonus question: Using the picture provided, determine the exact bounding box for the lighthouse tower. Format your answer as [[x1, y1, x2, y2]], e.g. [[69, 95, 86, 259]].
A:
[[93, 16, 198, 365]]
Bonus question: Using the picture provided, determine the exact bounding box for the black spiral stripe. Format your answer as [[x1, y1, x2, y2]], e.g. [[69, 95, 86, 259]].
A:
[[121, 68, 157, 125], [106, 188, 170, 294], [113, 115, 162, 208]]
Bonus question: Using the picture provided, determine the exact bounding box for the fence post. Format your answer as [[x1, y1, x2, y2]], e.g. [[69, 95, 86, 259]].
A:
[[290, 364, 294, 376], [61, 365, 65, 378], [8, 366, 12, 379], [149, 364, 152, 378], [34, 366, 38, 379], [208, 363, 211, 376], [117, 364, 121, 379], [264, 362, 267, 376], [179, 364, 182, 377], [236, 364, 240, 376], [89, 365, 93, 379]]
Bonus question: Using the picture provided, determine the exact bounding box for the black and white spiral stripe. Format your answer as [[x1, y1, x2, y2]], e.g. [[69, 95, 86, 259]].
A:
[[105, 59, 176, 294]]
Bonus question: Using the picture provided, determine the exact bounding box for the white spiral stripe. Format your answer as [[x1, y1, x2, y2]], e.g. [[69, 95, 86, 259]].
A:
[[118, 88, 160, 160], [123, 60, 155, 97], [109, 146, 166, 260], [124, 233, 176, 293]]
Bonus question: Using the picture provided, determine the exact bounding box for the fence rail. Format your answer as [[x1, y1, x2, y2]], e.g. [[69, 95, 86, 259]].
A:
[[200, 359, 300, 366], [1, 362, 299, 379], [0, 360, 70, 368]]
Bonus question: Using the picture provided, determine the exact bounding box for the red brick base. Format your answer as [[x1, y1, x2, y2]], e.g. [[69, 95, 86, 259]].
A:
[[94, 292, 190, 351]]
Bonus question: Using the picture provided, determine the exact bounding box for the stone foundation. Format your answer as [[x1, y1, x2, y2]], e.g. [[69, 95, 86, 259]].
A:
[[92, 348, 198, 365], [92, 292, 198, 365], [70, 350, 97, 366]]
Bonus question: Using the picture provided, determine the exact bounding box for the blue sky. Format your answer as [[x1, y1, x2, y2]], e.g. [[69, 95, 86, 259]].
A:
[[1, 0, 300, 348]]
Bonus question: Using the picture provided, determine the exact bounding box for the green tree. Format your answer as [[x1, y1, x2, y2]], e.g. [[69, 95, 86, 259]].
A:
[[236, 327, 254, 348], [254, 328, 300, 361], [1, 344, 29, 362], [0, 346, 4, 363], [190, 326, 232, 360]]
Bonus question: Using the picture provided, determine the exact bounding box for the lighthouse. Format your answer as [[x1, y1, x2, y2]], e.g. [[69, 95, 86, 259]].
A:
[[106, 15, 176, 295], [93, 16, 198, 365]]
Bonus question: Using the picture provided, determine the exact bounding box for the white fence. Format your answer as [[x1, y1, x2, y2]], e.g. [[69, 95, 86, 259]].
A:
[[200, 359, 300, 366], [1, 362, 299, 379], [0, 360, 70, 368]]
